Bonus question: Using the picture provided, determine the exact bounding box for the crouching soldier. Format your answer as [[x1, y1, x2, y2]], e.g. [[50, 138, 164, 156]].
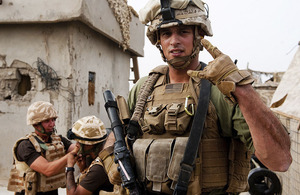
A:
[[66, 115, 124, 195]]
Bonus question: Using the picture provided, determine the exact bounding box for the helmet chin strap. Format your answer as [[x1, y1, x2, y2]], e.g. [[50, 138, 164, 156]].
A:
[[156, 27, 203, 70], [34, 124, 53, 136], [168, 56, 191, 69], [78, 143, 102, 157]]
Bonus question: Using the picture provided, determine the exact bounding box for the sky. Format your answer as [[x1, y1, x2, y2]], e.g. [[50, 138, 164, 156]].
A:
[[127, 0, 300, 78]]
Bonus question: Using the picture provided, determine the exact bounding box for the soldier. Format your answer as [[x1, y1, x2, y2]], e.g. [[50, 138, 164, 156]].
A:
[[66, 115, 122, 195], [7, 101, 77, 195], [127, 0, 292, 194]]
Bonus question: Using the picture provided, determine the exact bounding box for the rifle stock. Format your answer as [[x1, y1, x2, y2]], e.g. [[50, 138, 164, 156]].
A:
[[103, 90, 141, 195]]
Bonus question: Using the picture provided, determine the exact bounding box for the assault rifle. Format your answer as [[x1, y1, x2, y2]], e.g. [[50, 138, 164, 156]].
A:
[[103, 90, 141, 195]]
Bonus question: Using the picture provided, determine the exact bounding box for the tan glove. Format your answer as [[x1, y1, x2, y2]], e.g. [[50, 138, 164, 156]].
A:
[[187, 39, 254, 103]]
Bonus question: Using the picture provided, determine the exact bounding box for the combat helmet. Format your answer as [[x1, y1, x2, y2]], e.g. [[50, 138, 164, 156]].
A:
[[67, 115, 107, 145], [27, 101, 58, 125], [139, 0, 213, 69]]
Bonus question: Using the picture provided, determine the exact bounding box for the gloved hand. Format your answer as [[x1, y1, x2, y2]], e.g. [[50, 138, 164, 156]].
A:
[[187, 39, 254, 103]]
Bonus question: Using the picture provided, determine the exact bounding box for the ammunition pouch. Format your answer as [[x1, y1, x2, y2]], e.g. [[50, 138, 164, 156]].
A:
[[133, 137, 201, 194], [24, 171, 37, 195], [143, 93, 195, 135], [133, 137, 250, 194]]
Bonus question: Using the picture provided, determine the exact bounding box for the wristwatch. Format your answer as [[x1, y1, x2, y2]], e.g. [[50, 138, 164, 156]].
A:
[[65, 167, 75, 173]]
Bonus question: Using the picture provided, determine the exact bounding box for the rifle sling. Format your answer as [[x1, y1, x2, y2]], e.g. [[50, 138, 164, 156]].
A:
[[173, 75, 211, 195]]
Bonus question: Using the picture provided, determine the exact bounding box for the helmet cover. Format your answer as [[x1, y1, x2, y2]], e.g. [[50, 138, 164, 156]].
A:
[[27, 101, 58, 125], [71, 115, 107, 145], [139, 0, 213, 45]]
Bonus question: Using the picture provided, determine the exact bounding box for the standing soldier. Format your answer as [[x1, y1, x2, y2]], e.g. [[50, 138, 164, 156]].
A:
[[66, 115, 123, 195], [127, 0, 292, 194], [7, 101, 77, 195]]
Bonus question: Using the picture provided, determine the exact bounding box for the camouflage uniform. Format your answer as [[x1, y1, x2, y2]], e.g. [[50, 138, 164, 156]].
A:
[[67, 116, 126, 194], [7, 101, 70, 195], [128, 0, 253, 194]]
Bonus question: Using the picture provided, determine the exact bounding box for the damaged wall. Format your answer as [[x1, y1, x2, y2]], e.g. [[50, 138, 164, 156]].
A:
[[0, 21, 133, 181], [0, 0, 145, 183]]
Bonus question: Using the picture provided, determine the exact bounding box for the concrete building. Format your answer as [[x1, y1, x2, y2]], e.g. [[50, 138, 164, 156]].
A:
[[0, 0, 144, 182]]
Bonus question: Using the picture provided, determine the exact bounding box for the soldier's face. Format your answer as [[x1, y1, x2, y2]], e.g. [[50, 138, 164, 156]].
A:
[[159, 25, 194, 64], [41, 118, 56, 133]]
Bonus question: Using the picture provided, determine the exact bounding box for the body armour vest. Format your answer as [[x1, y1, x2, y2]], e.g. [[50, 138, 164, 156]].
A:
[[7, 132, 66, 194], [132, 65, 251, 194]]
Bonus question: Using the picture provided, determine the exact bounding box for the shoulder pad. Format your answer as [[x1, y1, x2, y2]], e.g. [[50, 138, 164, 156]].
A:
[[26, 133, 42, 153], [12, 136, 31, 160], [98, 146, 114, 161], [150, 65, 168, 75]]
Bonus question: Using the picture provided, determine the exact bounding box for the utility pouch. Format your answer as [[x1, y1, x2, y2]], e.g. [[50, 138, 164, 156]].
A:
[[164, 101, 193, 135], [116, 95, 131, 123], [143, 103, 167, 134], [24, 171, 37, 195], [164, 103, 181, 133], [7, 167, 25, 192]]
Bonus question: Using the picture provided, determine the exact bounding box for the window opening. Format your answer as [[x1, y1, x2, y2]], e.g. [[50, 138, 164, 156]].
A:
[[88, 72, 95, 106], [18, 74, 31, 96]]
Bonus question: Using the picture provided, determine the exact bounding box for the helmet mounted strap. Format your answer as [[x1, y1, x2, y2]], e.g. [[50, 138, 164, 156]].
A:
[[167, 26, 203, 69], [34, 124, 45, 134], [78, 142, 102, 157], [158, 0, 182, 29], [155, 35, 191, 69], [34, 123, 52, 136], [168, 56, 191, 69]]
